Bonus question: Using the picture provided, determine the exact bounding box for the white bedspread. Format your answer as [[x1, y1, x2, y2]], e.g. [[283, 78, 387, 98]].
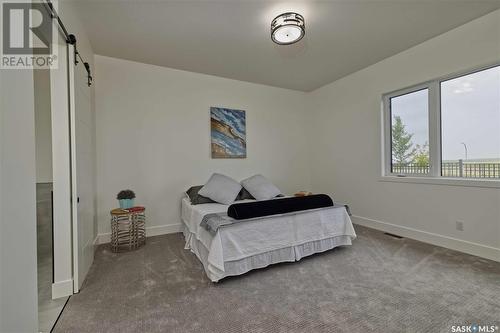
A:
[[181, 197, 356, 279]]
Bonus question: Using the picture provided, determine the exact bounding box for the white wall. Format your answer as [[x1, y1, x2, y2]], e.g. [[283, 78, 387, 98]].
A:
[[34, 69, 53, 183], [308, 10, 500, 260], [94, 10, 499, 261], [0, 68, 38, 332], [95, 55, 311, 236]]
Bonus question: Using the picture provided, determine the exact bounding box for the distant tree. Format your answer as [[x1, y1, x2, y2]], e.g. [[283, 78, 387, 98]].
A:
[[413, 142, 430, 167], [392, 116, 417, 165]]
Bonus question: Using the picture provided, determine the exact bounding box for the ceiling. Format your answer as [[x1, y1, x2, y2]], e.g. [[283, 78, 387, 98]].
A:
[[71, 0, 500, 91]]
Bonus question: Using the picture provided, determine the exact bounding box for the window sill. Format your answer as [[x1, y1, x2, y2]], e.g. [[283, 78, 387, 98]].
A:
[[379, 176, 500, 189]]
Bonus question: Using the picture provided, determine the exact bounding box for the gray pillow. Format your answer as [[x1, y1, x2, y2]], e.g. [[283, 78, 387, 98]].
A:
[[241, 175, 282, 200], [185, 185, 216, 205], [236, 187, 255, 201], [198, 173, 242, 205]]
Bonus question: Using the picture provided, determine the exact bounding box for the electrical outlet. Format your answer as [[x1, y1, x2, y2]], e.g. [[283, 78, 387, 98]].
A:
[[455, 220, 464, 231]]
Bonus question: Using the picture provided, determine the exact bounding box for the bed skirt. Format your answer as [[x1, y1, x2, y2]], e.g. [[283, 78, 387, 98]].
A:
[[183, 226, 352, 282]]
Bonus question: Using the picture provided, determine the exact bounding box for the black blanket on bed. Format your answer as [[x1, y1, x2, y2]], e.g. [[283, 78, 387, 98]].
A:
[[227, 194, 334, 220]]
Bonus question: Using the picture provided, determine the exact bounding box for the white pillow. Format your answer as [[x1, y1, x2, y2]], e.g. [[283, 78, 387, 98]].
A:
[[198, 173, 242, 205], [241, 175, 281, 200]]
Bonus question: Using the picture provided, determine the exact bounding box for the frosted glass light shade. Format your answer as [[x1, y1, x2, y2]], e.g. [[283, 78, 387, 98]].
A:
[[271, 12, 305, 45]]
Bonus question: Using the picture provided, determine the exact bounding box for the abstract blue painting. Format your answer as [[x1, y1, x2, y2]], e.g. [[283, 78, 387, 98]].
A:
[[210, 107, 246, 158]]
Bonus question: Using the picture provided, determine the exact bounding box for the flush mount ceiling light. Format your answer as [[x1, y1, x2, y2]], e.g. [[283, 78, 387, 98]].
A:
[[271, 12, 305, 45]]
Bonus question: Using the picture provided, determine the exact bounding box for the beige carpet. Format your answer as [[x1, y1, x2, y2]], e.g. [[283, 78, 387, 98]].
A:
[[54, 225, 500, 333]]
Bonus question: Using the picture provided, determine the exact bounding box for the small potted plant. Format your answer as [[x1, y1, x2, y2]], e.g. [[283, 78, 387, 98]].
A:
[[117, 189, 136, 209]]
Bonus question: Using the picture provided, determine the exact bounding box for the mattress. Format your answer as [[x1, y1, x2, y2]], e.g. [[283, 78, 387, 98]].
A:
[[181, 197, 356, 282]]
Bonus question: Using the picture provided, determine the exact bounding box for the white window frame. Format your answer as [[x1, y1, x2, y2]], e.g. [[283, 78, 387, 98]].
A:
[[381, 62, 500, 188], [383, 83, 439, 178]]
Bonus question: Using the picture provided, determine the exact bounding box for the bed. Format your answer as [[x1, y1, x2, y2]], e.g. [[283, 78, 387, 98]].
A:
[[181, 196, 357, 282]]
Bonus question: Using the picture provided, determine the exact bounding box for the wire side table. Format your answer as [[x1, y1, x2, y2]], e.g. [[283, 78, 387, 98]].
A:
[[110, 208, 146, 252]]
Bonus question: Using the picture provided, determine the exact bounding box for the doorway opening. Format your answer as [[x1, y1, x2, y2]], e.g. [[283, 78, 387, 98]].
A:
[[34, 68, 69, 332]]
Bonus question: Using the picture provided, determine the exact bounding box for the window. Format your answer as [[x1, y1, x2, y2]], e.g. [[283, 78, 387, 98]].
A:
[[441, 67, 500, 178], [383, 64, 500, 181], [390, 89, 429, 175]]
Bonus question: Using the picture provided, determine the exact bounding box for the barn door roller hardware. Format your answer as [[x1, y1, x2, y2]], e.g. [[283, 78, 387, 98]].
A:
[[43, 1, 93, 87]]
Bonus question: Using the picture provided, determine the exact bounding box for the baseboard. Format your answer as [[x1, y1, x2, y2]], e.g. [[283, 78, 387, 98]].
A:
[[96, 233, 111, 245], [146, 223, 183, 236], [352, 215, 500, 262], [95, 223, 183, 245], [52, 279, 73, 299]]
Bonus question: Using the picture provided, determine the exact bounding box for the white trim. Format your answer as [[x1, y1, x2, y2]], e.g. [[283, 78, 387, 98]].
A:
[[428, 80, 441, 177], [93, 234, 99, 246], [147, 223, 184, 237], [50, 40, 74, 293], [96, 233, 111, 245], [51, 279, 73, 299], [95, 223, 183, 245], [352, 215, 500, 262], [382, 62, 500, 107], [379, 175, 500, 188], [68, 43, 80, 294], [383, 83, 433, 177]]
